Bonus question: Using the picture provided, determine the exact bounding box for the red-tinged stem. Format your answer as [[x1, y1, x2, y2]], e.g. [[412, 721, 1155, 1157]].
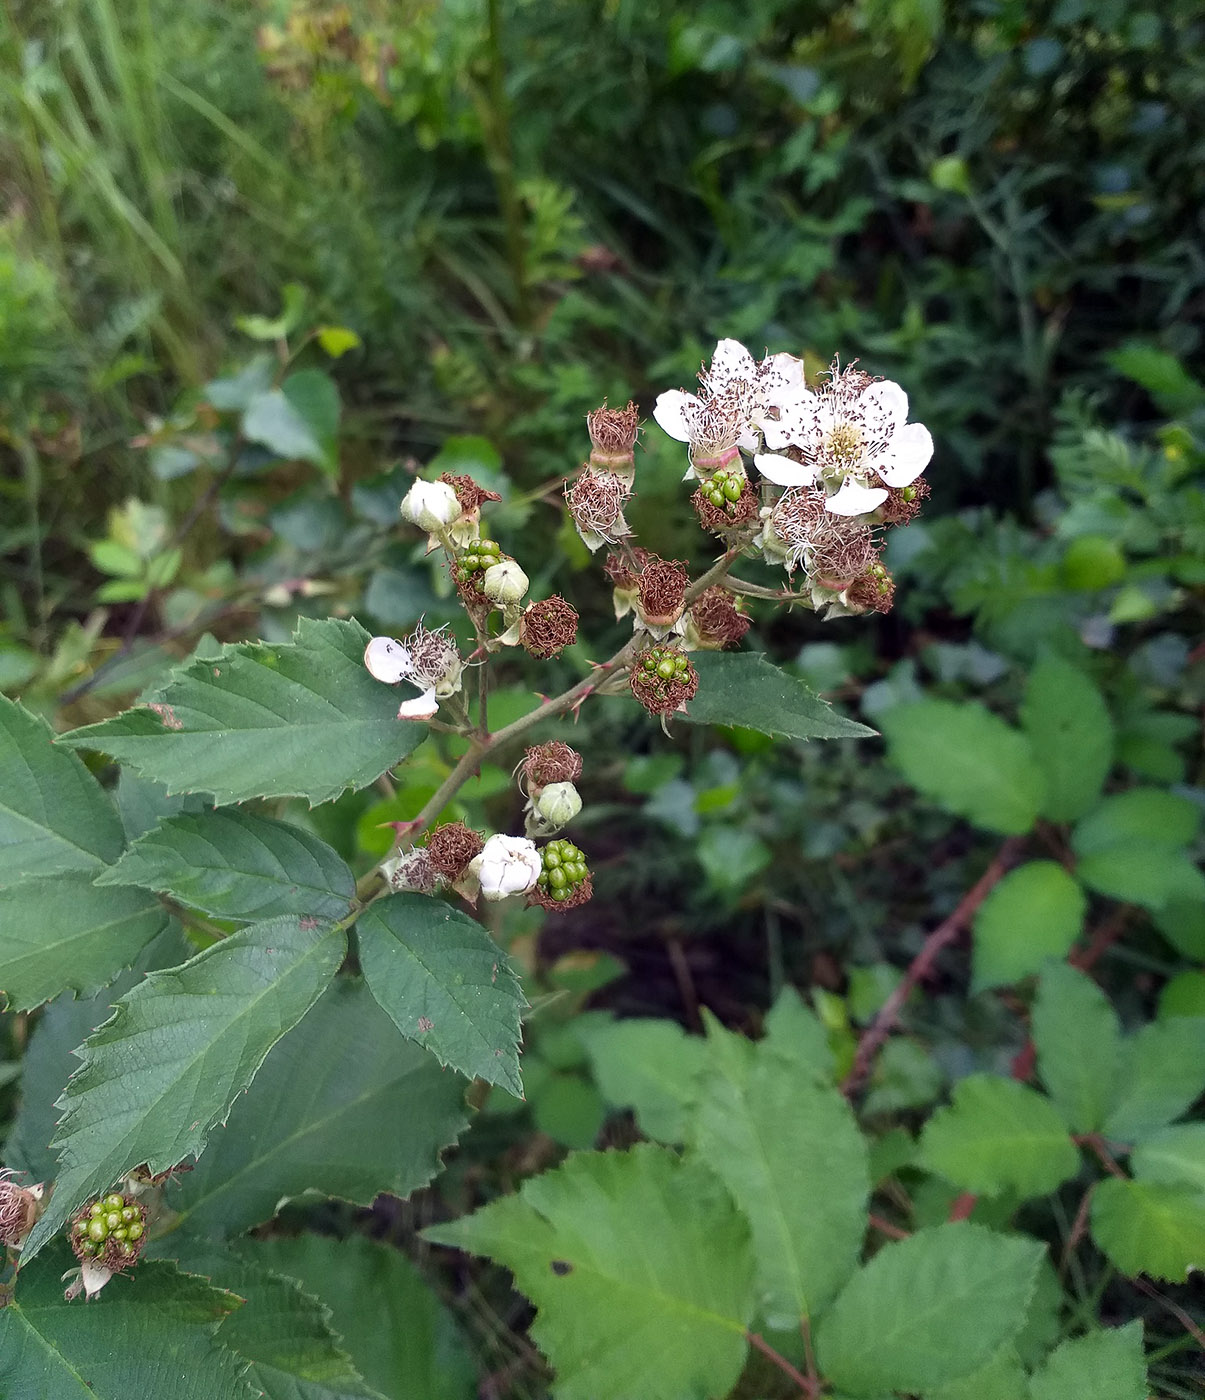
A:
[[1070, 905, 1133, 973], [746, 1331, 818, 1396], [947, 1191, 977, 1222], [868, 1213, 911, 1240], [1060, 1183, 1096, 1276], [1131, 1276, 1205, 1355], [842, 838, 1027, 1097], [1074, 1133, 1128, 1178]]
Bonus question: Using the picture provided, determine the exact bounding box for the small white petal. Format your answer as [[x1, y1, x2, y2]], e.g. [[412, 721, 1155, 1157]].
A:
[[825, 479, 889, 517], [364, 636, 413, 684], [876, 422, 934, 487], [755, 453, 817, 487], [398, 687, 438, 720], [708, 338, 757, 384], [652, 390, 699, 443], [856, 381, 909, 440]]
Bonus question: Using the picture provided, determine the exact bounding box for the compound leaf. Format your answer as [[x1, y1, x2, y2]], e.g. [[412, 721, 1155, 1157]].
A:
[[98, 809, 355, 923], [1091, 1177, 1205, 1283], [685, 652, 874, 741], [56, 618, 426, 806], [164, 978, 469, 1238], [918, 1075, 1079, 1199], [356, 893, 524, 1095], [0, 696, 125, 884], [24, 916, 345, 1259], [814, 1222, 1044, 1395], [881, 699, 1044, 835], [0, 1242, 251, 1400], [425, 1144, 753, 1400], [0, 872, 169, 1011], [253, 1234, 476, 1400]]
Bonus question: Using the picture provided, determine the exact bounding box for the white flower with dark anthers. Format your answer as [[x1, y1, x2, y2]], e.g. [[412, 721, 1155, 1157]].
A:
[[653, 338, 806, 479], [755, 363, 933, 518], [468, 834, 542, 902], [363, 624, 463, 720]]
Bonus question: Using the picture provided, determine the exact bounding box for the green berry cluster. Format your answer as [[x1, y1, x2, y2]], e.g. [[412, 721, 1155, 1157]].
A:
[[640, 646, 691, 683], [72, 1193, 145, 1264], [455, 536, 502, 584], [537, 840, 590, 902], [700, 467, 745, 513]]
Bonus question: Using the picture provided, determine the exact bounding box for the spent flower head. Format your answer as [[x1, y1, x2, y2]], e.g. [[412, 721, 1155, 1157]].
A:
[[520, 596, 579, 659], [364, 623, 463, 719]]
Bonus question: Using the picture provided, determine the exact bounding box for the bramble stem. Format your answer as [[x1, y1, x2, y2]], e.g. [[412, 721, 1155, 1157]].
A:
[[842, 837, 1026, 1097], [746, 1331, 818, 1395]]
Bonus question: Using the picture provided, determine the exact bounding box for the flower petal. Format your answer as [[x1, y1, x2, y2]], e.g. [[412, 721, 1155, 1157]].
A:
[[364, 636, 413, 684], [876, 422, 933, 487], [759, 352, 806, 406], [709, 338, 756, 384], [652, 389, 700, 442], [398, 687, 438, 720], [755, 452, 817, 487], [856, 381, 909, 444], [825, 478, 889, 517]]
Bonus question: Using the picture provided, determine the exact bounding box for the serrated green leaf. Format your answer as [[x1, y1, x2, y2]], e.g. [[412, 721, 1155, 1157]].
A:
[[356, 893, 523, 1094], [925, 1346, 1026, 1400], [0, 696, 125, 884], [253, 1234, 476, 1400], [1027, 1321, 1147, 1400], [1104, 1016, 1205, 1139], [0, 1242, 252, 1400], [971, 861, 1086, 990], [684, 652, 875, 740], [163, 978, 468, 1238], [918, 1075, 1079, 1199], [282, 370, 341, 477], [1032, 964, 1121, 1133], [0, 872, 169, 1011], [98, 809, 355, 922], [881, 699, 1044, 835], [426, 1144, 753, 1400], [1020, 658, 1113, 822], [56, 618, 427, 806], [863, 1036, 944, 1116], [1130, 1123, 1205, 1192], [242, 383, 333, 471], [1072, 788, 1200, 856], [172, 1242, 382, 1400], [579, 1016, 706, 1142], [24, 916, 346, 1259], [1091, 1177, 1205, 1283], [1076, 844, 1205, 911], [692, 1036, 869, 1326], [814, 1222, 1044, 1396], [762, 984, 835, 1080]]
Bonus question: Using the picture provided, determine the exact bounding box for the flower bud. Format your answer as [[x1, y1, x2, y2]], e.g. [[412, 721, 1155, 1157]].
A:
[[482, 559, 529, 605], [469, 834, 542, 902], [533, 781, 582, 832], [400, 479, 461, 533]]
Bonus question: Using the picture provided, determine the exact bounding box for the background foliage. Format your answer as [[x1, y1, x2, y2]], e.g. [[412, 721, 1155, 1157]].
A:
[[1, 0, 1202, 1397]]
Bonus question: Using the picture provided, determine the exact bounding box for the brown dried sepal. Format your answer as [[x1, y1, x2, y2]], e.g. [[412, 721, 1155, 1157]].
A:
[[524, 741, 583, 792], [520, 596, 579, 659], [629, 647, 699, 716], [440, 472, 501, 515], [688, 587, 751, 650], [879, 477, 931, 527], [70, 1193, 147, 1274], [692, 478, 758, 532], [424, 821, 485, 880], [636, 555, 689, 629], [528, 872, 594, 913], [586, 400, 640, 463], [565, 469, 630, 540], [601, 546, 648, 591], [845, 564, 896, 614], [0, 1171, 41, 1248]]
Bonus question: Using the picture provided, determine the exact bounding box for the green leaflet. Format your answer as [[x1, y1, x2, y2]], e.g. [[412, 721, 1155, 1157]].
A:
[[0, 695, 125, 885], [918, 1075, 1079, 1199], [1032, 964, 1121, 1134], [56, 617, 427, 806], [0, 871, 169, 1011], [685, 651, 875, 740], [253, 1235, 477, 1400], [98, 808, 355, 922], [1019, 656, 1113, 822], [1103, 1016, 1205, 1139], [0, 1243, 252, 1400], [426, 1144, 754, 1400], [970, 861, 1086, 991], [1091, 1177, 1205, 1283], [880, 699, 1044, 835], [814, 1222, 1044, 1395], [1027, 1322, 1148, 1400], [356, 893, 524, 1094], [23, 915, 346, 1259], [578, 1016, 707, 1142], [164, 978, 469, 1238]]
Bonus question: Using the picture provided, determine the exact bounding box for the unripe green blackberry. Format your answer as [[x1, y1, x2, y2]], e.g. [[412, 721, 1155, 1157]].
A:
[[530, 839, 594, 912], [629, 645, 699, 716], [69, 1190, 147, 1274]]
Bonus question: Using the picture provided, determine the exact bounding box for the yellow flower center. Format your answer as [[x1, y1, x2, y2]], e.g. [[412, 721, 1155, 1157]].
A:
[[825, 422, 864, 471]]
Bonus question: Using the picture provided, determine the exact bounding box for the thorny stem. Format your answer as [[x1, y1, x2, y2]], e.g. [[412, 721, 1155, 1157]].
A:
[[746, 1331, 818, 1396], [842, 837, 1026, 1097]]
